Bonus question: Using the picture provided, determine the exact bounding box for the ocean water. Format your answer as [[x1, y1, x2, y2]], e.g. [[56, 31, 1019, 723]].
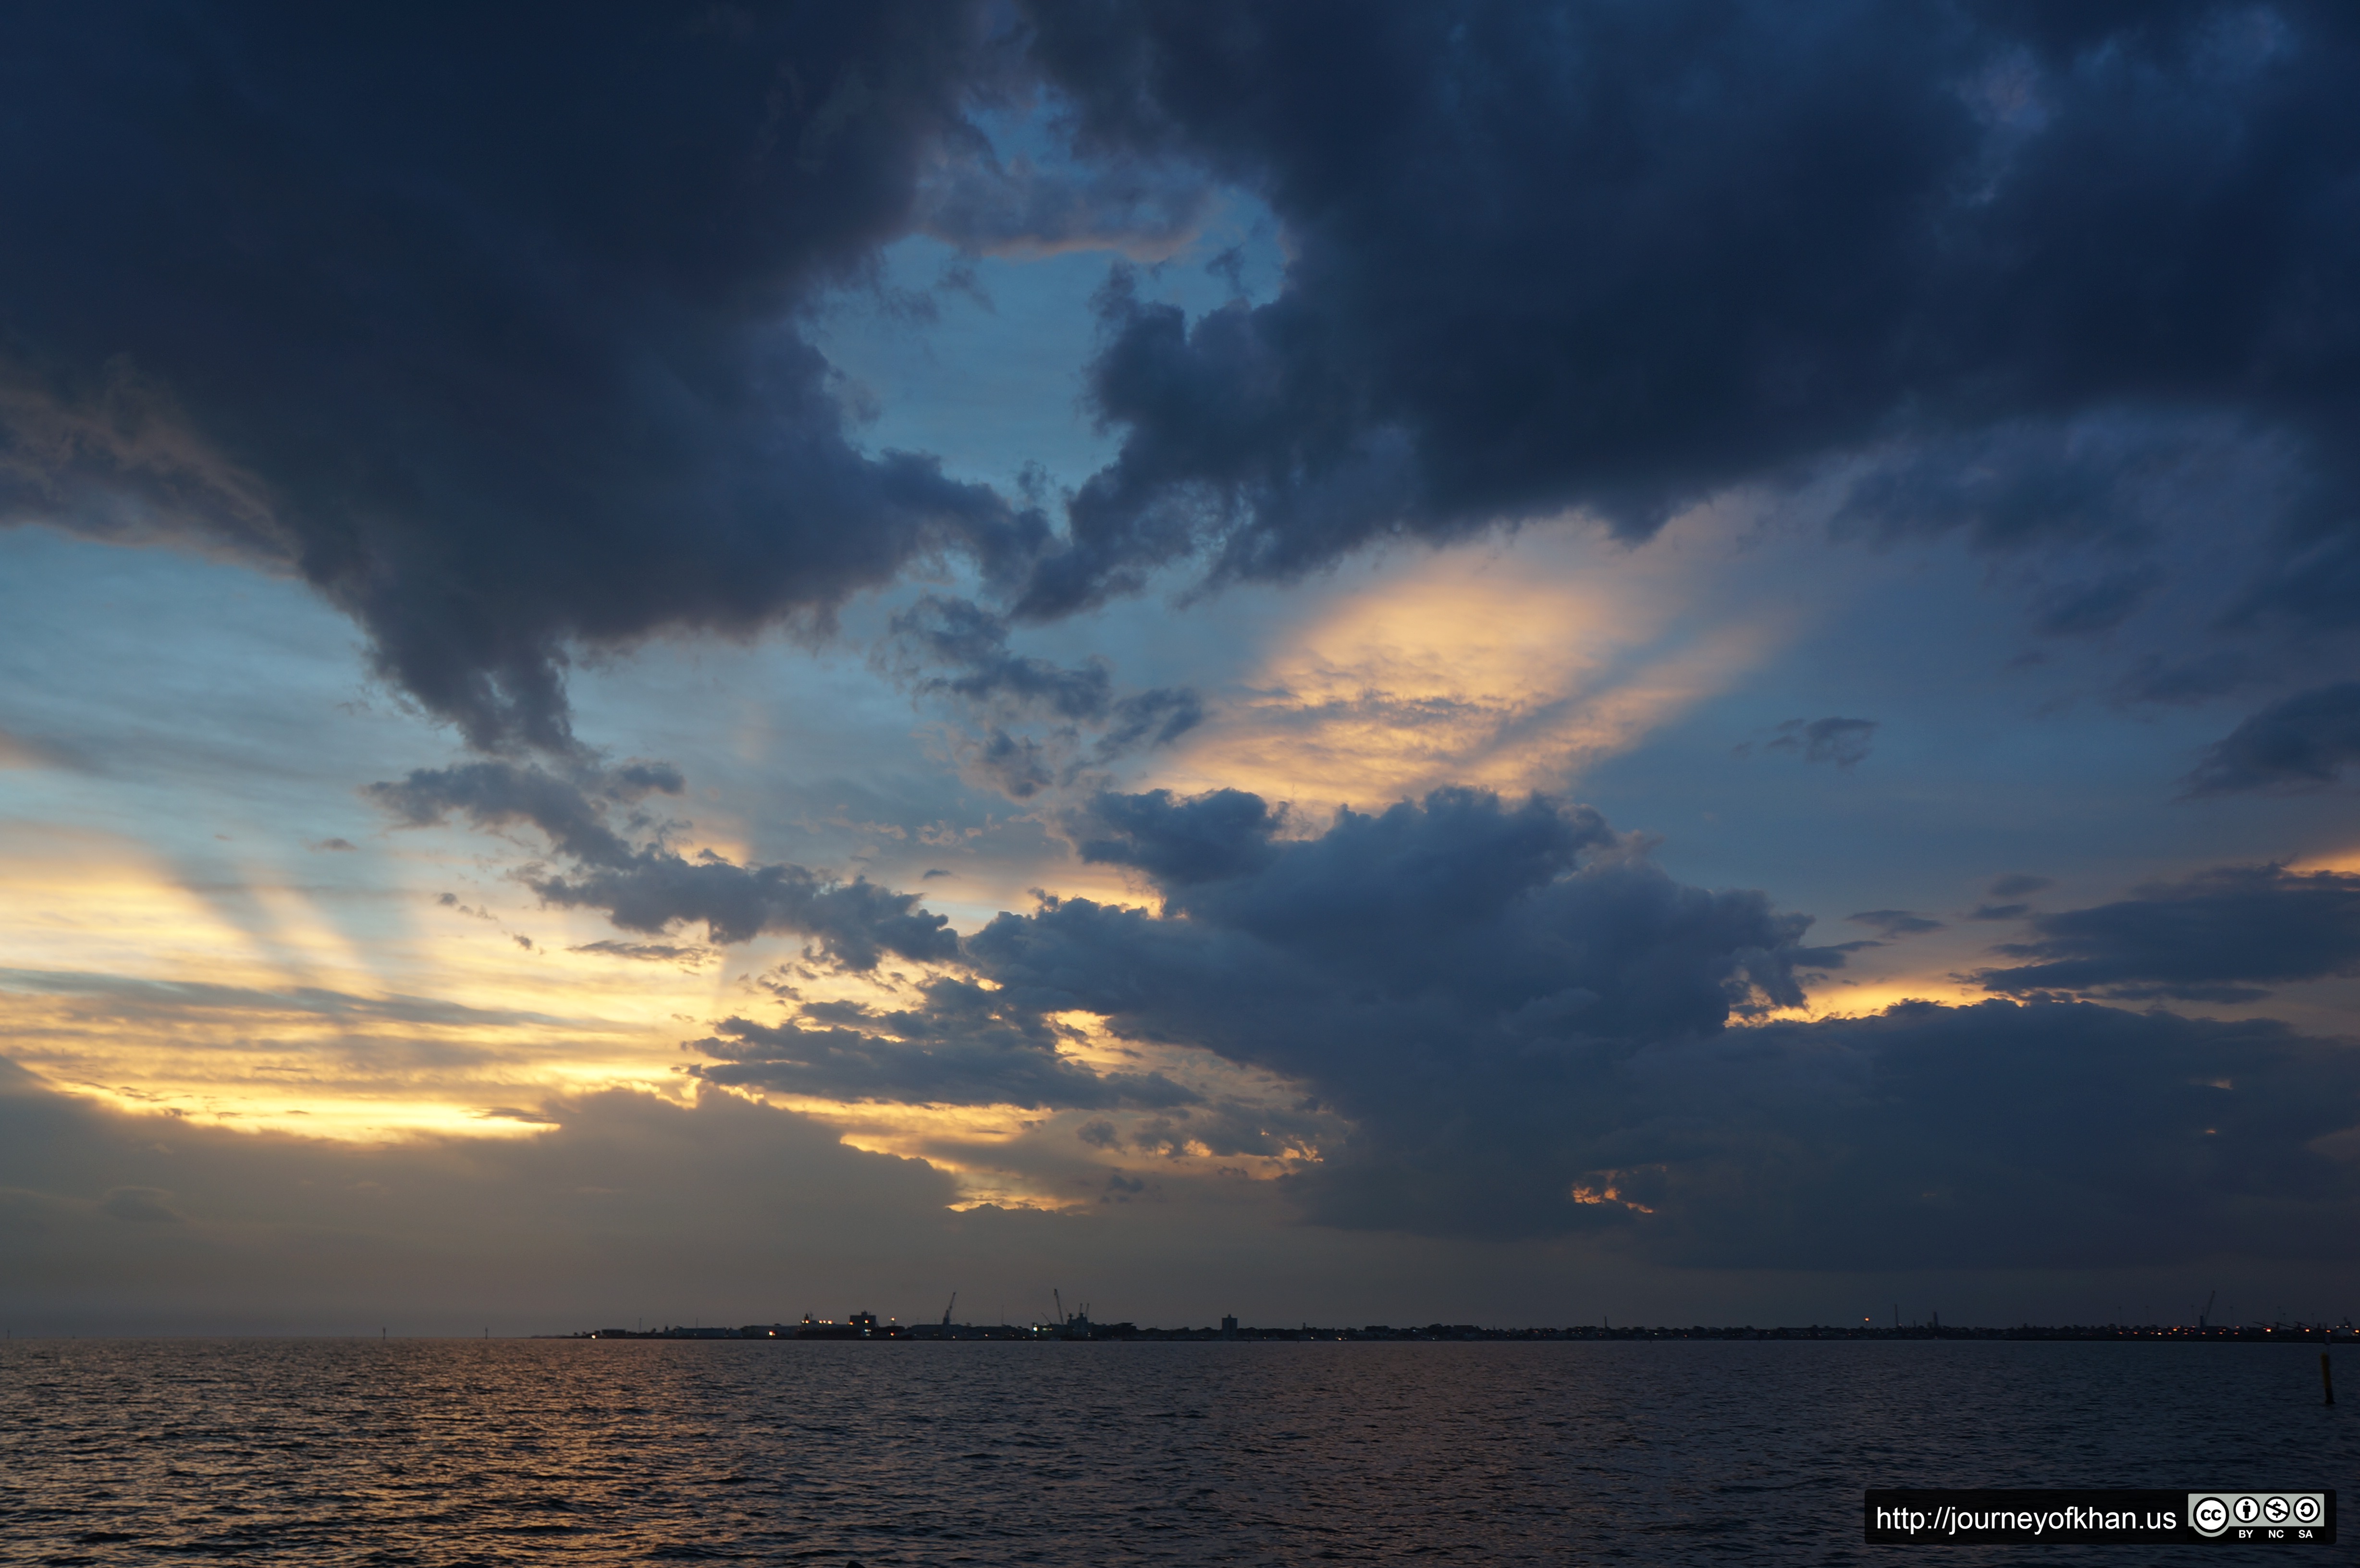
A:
[[0, 1338, 2348, 1564]]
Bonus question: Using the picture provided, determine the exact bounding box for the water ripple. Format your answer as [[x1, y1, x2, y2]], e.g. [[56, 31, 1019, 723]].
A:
[[0, 1340, 2348, 1564]]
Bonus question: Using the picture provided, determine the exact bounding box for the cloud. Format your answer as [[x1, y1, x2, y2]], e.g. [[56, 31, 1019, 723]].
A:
[[0, 5, 1045, 753], [1989, 873, 2053, 899], [1828, 414, 2288, 557], [1846, 909, 1944, 938], [1769, 717, 1878, 768], [1967, 903, 2029, 921], [688, 978, 1199, 1111], [0, 725, 88, 772], [954, 727, 1059, 800], [0, 1066, 966, 1332], [2114, 651, 2254, 708], [1616, 998, 2360, 1270], [567, 941, 713, 967], [1009, 3, 2360, 615], [1974, 864, 2360, 1001], [2027, 567, 2162, 637], [368, 757, 682, 865], [912, 131, 1213, 260], [885, 595, 1205, 796], [951, 786, 1833, 1235], [2184, 682, 2360, 794], [12, 3, 2360, 1304], [652, 782, 1905, 1238], [535, 857, 959, 972], [1096, 687, 1207, 757], [475, 1107, 561, 1127], [1069, 787, 1290, 888], [14, 1, 2344, 761], [787, 783, 2360, 1263], [98, 1186, 183, 1225], [2235, 513, 2360, 635], [0, 968, 574, 1031], [370, 760, 955, 968], [891, 594, 1118, 720], [1158, 541, 1779, 808]]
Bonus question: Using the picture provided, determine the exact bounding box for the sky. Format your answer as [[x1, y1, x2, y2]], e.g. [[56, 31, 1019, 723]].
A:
[[4, 0, 2360, 1335]]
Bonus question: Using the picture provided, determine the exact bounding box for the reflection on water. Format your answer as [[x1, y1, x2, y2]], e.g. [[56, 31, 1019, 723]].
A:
[[0, 1339, 2347, 1563]]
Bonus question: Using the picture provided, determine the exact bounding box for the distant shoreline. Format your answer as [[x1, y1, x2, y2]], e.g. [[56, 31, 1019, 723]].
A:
[[555, 1322, 2354, 1344], [3, 1324, 2348, 1342]]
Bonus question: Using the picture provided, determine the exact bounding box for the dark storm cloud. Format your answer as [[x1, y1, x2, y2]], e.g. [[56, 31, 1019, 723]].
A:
[[1617, 999, 2360, 1269], [0, 3, 1045, 752], [1008, 1, 2360, 617], [647, 784, 2360, 1264], [689, 977, 1198, 1109], [938, 786, 1832, 1235], [1069, 787, 1290, 887], [674, 782, 1865, 1232], [2184, 682, 2360, 793], [1974, 864, 2360, 1001], [1768, 717, 1878, 768], [12, 2, 2352, 747], [370, 761, 955, 968]]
